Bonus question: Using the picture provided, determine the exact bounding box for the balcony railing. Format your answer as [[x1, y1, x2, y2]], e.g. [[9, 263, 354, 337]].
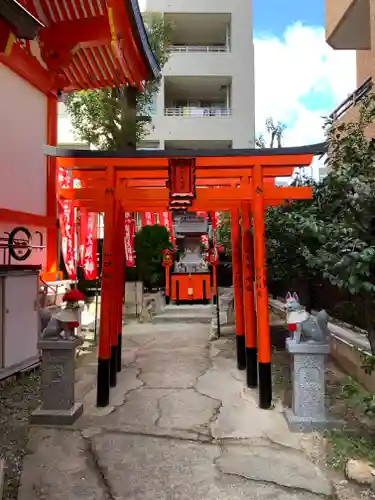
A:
[[330, 77, 373, 120], [165, 107, 231, 117], [170, 45, 229, 53]]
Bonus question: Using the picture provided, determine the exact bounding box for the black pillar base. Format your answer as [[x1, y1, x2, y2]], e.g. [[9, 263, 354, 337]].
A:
[[96, 358, 110, 407], [110, 345, 117, 387], [236, 335, 246, 370], [117, 333, 122, 373], [246, 347, 258, 388], [213, 295, 217, 305], [165, 295, 170, 305], [258, 362, 272, 409]]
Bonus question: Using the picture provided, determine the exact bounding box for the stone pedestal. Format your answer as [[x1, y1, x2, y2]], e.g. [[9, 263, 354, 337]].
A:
[[124, 281, 143, 317], [30, 338, 83, 425], [284, 338, 331, 432]]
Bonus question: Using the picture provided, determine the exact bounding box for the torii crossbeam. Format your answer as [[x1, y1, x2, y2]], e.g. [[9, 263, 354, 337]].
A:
[[46, 142, 326, 410]]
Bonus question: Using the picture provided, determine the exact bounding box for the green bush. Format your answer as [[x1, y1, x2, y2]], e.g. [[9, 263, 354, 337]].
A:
[[134, 224, 172, 289]]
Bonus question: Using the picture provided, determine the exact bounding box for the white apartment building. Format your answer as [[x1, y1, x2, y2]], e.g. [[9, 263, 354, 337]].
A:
[[142, 0, 255, 150]]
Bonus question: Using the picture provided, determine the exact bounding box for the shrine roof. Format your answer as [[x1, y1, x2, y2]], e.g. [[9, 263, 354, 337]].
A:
[[45, 142, 327, 159], [8, 0, 159, 92]]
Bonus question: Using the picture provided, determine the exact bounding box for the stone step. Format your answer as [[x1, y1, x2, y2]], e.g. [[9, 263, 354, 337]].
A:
[[153, 305, 213, 324], [153, 314, 212, 324], [165, 305, 213, 313]]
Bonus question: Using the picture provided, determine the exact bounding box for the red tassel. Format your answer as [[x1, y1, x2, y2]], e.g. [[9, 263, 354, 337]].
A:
[[63, 289, 85, 302], [67, 321, 80, 328]]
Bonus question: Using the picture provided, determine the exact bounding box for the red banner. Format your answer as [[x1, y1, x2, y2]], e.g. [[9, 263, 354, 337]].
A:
[[212, 211, 221, 228], [124, 212, 135, 267], [79, 208, 87, 267], [159, 211, 175, 247], [82, 212, 98, 280], [201, 234, 209, 249], [141, 212, 155, 226], [57, 167, 76, 280]]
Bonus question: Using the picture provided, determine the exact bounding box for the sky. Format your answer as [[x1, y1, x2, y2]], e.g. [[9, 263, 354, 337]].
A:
[[252, 0, 356, 150], [251, 0, 356, 176]]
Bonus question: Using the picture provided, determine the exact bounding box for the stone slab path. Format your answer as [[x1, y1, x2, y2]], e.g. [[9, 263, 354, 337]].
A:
[[19, 320, 334, 500]]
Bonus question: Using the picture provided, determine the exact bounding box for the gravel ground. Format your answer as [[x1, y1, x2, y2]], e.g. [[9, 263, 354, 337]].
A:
[[0, 369, 41, 500]]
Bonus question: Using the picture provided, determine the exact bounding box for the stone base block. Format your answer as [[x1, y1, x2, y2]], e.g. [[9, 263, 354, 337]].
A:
[[30, 402, 83, 426], [283, 407, 342, 433]]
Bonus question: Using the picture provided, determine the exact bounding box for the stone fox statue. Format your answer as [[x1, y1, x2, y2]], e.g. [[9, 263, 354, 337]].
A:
[[285, 292, 329, 344], [40, 289, 84, 341]]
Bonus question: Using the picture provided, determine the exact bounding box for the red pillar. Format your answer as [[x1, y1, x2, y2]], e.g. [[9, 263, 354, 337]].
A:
[[97, 167, 116, 407], [109, 201, 122, 387], [241, 203, 257, 387], [230, 208, 246, 370], [117, 205, 125, 373], [45, 96, 58, 278], [252, 165, 272, 409], [165, 266, 171, 303]]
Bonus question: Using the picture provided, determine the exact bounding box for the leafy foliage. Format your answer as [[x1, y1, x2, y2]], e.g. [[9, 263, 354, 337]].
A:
[[216, 212, 232, 257], [266, 94, 375, 352], [134, 224, 172, 288], [256, 117, 287, 148], [64, 13, 172, 150]]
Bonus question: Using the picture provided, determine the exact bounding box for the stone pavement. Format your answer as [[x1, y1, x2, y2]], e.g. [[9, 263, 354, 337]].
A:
[[19, 320, 334, 500]]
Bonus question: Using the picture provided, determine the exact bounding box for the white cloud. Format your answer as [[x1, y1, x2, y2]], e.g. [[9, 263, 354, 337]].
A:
[[254, 22, 356, 147]]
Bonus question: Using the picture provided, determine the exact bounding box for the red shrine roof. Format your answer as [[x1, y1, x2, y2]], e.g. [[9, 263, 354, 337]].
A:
[[1, 0, 159, 93]]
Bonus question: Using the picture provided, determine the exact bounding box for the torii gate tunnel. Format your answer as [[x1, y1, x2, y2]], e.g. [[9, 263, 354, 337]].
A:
[[46, 143, 326, 410]]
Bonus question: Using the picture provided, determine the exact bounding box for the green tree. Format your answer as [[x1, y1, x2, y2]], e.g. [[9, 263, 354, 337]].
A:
[[217, 212, 232, 257], [64, 12, 172, 150], [305, 94, 375, 351], [256, 117, 287, 148], [134, 224, 172, 289]]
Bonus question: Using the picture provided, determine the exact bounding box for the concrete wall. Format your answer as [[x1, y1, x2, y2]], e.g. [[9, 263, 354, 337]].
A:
[[325, 0, 354, 40], [0, 64, 48, 267], [330, 334, 375, 392], [0, 64, 47, 216]]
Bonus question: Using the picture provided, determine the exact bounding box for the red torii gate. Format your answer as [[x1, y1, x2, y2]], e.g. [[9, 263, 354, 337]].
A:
[[46, 143, 325, 409]]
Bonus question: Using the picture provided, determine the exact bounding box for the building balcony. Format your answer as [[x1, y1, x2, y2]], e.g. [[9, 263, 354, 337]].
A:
[[149, 114, 235, 142], [163, 12, 232, 76], [165, 107, 231, 117], [329, 77, 372, 120], [325, 0, 370, 49], [170, 45, 230, 54], [166, 12, 230, 46], [164, 50, 233, 77]]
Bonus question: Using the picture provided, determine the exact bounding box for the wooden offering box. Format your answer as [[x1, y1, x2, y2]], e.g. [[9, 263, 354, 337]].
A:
[[171, 273, 211, 304]]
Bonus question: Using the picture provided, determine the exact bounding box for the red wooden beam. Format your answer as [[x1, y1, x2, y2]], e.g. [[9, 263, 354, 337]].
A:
[[0, 208, 56, 228], [72, 167, 294, 179], [60, 185, 312, 203], [0, 41, 52, 94], [40, 17, 111, 52]]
